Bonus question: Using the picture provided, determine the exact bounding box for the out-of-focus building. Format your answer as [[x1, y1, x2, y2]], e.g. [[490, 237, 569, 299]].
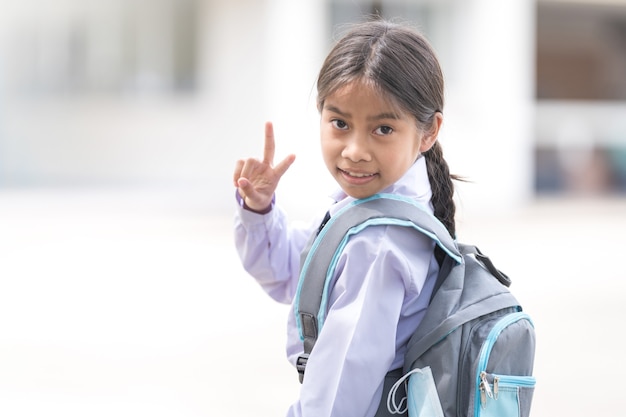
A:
[[535, 0, 626, 196], [0, 0, 623, 216]]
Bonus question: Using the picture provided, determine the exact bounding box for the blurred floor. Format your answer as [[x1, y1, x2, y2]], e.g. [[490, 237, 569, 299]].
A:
[[0, 187, 624, 417]]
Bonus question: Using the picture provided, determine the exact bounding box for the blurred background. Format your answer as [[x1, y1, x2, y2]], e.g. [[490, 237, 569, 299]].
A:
[[0, 0, 624, 416]]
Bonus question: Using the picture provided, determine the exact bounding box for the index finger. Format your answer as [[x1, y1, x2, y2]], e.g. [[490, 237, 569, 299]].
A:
[[262, 121, 275, 165]]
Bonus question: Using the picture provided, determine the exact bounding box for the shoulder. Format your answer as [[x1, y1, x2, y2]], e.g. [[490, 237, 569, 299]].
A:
[[334, 222, 436, 289], [344, 222, 435, 260]]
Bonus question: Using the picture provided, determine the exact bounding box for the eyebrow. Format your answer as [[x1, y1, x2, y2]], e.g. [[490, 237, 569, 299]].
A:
[[324, 104, 400, 121]]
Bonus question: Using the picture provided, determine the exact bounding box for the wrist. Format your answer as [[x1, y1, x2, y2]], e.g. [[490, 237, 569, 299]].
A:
[[235, 190, 275, 214]]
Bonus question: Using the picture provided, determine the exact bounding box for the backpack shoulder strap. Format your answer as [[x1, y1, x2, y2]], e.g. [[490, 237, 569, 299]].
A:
[[294, 193, 462, 382]]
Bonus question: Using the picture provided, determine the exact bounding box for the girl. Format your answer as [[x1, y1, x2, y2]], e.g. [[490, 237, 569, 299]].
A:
[[233, 20, 457, 417]]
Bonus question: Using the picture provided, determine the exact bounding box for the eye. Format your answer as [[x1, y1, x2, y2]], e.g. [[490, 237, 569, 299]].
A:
[[374, 125, 394, 135], [331, 119, 349, 130]]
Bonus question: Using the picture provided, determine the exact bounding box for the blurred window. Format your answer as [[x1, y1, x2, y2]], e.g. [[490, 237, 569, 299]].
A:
[[5, 0, 198, 96], [536, 1, 626, 100], [535, 1, 626, 196]]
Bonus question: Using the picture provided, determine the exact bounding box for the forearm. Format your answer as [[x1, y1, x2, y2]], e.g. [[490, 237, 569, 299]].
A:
[[234, 201, 310, 304]]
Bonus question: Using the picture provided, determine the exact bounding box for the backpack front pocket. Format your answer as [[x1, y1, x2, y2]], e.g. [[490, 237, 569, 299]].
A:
[[473, 312, 536, 417], [478, 373, 536, 417]]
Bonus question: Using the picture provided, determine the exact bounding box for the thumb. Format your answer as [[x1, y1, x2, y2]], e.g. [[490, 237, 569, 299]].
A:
[[237, 177, 262, 203], [237, 177, 271, 211], [237, 177, 252, 196]]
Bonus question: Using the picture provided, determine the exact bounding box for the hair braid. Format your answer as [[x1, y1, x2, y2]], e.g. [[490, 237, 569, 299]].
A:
[[423, 141, 459, 264]]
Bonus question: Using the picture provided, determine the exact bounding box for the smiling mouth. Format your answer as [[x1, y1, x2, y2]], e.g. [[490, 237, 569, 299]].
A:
[[339, 168, 377, 180], [339, 168, 375, 178]]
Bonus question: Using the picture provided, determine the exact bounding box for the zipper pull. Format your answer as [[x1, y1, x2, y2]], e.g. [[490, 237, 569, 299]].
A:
[[493, 376, 499, 400], [479, 371, 493, 408], [480, 384, 487, 408]]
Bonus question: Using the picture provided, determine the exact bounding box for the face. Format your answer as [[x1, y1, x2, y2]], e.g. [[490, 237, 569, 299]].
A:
[[320, 81, 438, 199]]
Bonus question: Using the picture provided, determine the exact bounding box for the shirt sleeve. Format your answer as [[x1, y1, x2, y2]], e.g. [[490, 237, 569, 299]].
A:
[[288, 224, 436, 417], [234, 199, 319, 304]]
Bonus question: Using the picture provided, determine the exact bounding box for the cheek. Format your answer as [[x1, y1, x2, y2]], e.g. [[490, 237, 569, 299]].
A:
[[320, 137, 335, 167], [320, 133, 339, 155], [320, 134, 329, 153], [383, 144, 419, 175]]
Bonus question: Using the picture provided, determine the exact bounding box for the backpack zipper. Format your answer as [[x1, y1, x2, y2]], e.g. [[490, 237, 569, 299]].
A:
[[481, 373, 537, 406], [496, 374, 536, 400], [479, 371, 493, 406], [474, 312, 534, 415]]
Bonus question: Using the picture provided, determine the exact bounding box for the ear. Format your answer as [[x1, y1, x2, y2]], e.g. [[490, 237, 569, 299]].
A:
[[419, 112, 443, 153]]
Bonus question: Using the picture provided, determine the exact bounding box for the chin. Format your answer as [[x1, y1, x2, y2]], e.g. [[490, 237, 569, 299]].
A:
[[342, 188, 378, 200]]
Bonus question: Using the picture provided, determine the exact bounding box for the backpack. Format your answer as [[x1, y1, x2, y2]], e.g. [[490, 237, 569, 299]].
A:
[[294, 193, 536, 417]]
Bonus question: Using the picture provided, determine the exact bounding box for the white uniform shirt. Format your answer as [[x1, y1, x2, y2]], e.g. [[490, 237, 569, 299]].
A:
[[234, 157, 439, 417]]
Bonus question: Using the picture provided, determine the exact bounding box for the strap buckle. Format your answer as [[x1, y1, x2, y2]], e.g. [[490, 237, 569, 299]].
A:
[[296, 354, 309, 383]]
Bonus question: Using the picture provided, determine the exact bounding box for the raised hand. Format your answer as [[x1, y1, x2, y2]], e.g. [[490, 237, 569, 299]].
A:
[[233, 122, 296, 212]]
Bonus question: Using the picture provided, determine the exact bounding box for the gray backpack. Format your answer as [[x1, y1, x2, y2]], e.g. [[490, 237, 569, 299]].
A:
[[294, 194, 536, 417]]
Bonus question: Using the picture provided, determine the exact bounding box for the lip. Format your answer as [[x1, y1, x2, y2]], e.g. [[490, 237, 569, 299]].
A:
[[338, 168, 377, 185]]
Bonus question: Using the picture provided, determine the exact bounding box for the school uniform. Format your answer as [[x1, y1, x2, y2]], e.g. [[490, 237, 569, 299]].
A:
[[234, 157, 439, 417]]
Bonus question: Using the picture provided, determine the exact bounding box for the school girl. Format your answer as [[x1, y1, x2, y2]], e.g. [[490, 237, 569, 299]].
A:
[[233, 19, 458, 417]]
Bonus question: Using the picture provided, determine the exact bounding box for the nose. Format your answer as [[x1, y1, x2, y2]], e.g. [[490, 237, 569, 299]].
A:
[[341, 133, 371, 162]]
